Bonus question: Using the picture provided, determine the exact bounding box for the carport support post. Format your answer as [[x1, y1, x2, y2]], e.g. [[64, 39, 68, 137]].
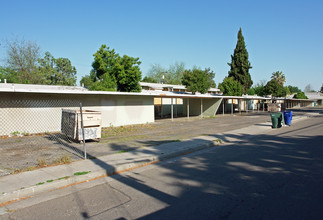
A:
[[263, 102, 264, 112], [252, 100, 255, 112], [222, 99, 225, 115], [187, 98, 190, 119], [257, 101, 259, 112], [239, 99, 241, 114], [171, 98, 174, 121], [201, 98, 203, 118], [231, 99, 233, 115], [175, 98, 178, 117], [246, 100, 248, 113], [160, 98, 163, 118]]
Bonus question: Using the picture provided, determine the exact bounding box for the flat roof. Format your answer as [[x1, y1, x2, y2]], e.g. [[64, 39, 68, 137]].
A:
[[139, 82, 221, 92], [0, 83, 155, 97], [0, 83, 316, 101], [0, 83, 222, 99], [305, 92, 323, 100]]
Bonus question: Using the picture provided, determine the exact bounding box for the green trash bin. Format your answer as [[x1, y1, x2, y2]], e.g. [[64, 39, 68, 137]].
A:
[[271, 113, 283, 128]]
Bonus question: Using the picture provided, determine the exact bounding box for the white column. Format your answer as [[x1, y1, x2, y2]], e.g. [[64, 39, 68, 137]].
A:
[[187, 98, 190, 119], [201, 98, 203, 118], [246, 99, 248, 113], [175, 98, 178, 117], [252, 100, 255, 112], [239, 99, 241, 114], [160, 98, 163, 118], [171, 98, 174, 121]]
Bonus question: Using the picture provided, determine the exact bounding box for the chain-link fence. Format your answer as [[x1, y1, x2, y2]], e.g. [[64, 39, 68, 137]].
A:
[[0, 99, 89, 176]]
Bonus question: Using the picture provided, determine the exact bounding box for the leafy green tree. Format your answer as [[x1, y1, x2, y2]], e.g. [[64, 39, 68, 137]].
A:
[[293, 91, 308, 99], [80, 70, 96, 88], [204, 67, 216, 88], [53, 58, 77, 86], [247, 80, 267, 96], [0, 67, 4, 80], [264, 79, 285, 97], [115, 55, 142, 92], [228, 28, 253, 93], [142, 76, 158, 83], [284, 86, 291, 96], [287, 85, 301, 93], [182, 68, 214, 94], [90, 73, 117, 91], [91, 45, 118, 90], [146, 62, 185, 84], [271, 71, 286, 86], [38, 52, 77, 86], [87, 44, 142, 92], [0, 66, 16, 83], [38, 52, 55, 84], [254, 81, 267, 96], [0, 67, 7, 82], [218, 77, 243, 96], [247, 87, 255, 95]]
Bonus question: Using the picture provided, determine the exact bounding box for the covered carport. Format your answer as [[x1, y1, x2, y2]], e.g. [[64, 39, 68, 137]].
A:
[[154, 93, 223, 120], [283, 98, 315, 109], [217, 96, 271, 115]]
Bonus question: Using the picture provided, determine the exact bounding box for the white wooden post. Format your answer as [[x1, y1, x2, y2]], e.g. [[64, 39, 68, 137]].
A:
[[201, 98, 203, 118], [239, 99, 241, 114], [171, 98, 174, 121], [175, 98, 178, 117], [160, 98, 163, 118], [246, 99, 248, 113], [187, 98, 190, 119]]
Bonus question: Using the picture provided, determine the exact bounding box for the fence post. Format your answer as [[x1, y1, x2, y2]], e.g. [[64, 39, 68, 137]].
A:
[[80, 103, 87, 159]]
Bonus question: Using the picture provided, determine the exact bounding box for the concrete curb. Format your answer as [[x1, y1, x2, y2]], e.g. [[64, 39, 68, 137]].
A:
[[0, 137, 218, 205]]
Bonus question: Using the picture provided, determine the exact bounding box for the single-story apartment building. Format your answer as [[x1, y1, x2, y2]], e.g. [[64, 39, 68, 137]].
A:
[[0, 82, 317, 136], [0, 83, 224, 136]]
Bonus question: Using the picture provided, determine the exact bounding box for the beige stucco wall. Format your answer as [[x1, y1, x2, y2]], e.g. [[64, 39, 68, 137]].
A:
[[202, 98, 222, 116], [182, 97, 222, 117], [0, 92, 154, 136]]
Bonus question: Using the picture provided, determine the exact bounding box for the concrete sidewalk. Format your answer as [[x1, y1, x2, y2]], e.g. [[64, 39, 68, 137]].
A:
[[0, 115, 308, 206]]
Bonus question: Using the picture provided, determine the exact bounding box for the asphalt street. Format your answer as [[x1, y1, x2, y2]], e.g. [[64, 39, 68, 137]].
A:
[[1, 112, 323, 220]]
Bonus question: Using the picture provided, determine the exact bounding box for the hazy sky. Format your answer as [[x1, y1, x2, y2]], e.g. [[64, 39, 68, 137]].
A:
[[1, 0, 322, 91]]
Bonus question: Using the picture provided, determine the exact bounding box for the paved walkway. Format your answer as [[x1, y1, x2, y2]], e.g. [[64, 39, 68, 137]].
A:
[[0, 107, 321, 209]]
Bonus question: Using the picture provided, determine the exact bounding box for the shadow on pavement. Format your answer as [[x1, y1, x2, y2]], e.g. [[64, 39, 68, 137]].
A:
[[5, 109, 323, 219], [80, 128, 323, 219], [4, 108, 323, 219]]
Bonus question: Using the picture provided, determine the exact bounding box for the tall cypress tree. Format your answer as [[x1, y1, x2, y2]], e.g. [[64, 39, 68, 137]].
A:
[[228, 28, 253, 93]]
